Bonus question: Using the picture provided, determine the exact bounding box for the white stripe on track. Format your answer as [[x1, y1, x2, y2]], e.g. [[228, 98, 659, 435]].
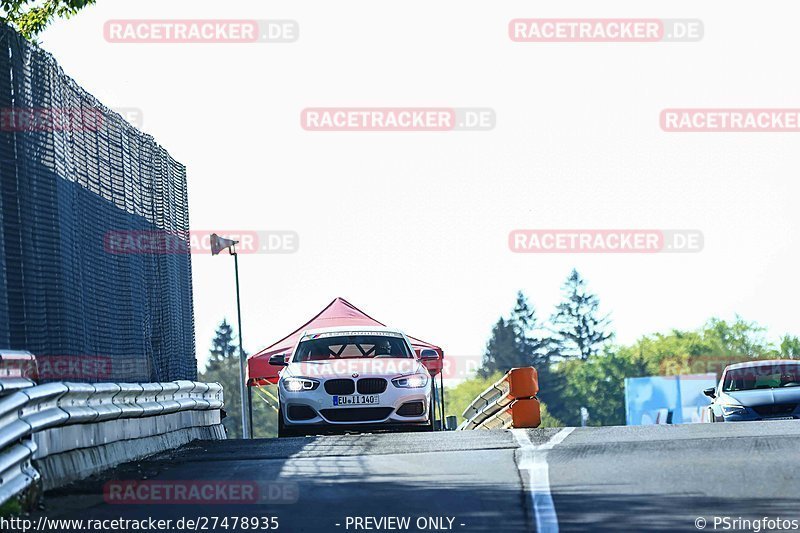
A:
[[512, 427, 575, 533]]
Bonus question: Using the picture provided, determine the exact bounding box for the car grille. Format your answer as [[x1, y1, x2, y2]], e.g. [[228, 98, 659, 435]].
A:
[[396, 401, 425, 417], [752, 403, 798, 417], [320, 407, 394, 422], [357, 378, 388, 394], [324, 379, 355, 395]]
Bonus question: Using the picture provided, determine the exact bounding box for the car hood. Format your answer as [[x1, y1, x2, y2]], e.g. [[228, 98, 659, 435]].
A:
[[724, 387, 800, 406], [285, 358, 422, 380]]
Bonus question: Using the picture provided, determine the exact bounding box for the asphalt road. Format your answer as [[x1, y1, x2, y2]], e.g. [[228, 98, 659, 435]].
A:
[[36, 421, 800, 533], [546, 421, 800, 532]]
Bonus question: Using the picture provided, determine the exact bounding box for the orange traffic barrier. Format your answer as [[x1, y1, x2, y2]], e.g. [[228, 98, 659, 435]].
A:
[[510, 398, 541, 428], [508, 367, 539, 400]]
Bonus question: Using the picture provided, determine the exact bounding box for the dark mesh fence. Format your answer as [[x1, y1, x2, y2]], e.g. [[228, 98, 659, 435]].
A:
[[0, 25, 196, 382]]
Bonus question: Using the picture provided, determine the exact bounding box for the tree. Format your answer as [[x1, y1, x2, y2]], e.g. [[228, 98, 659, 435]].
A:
[[704, 316, 770, 360], [508, 291, 566, 415], [478, 317, 520, 378], [479, 291, 550, 377], [510, 291, 536, 334], [199, 319, 278, 438], [509, 291, 552, 365], [1, 0, 96, 41], [477, 292, 570, 419], [538, 402, 564, 428], [550, 269, 612, 360], [781, 335, 800, 359], [206, 320, 237, 372], [553, 347, 650, 426], [550, 316, 792, 426]]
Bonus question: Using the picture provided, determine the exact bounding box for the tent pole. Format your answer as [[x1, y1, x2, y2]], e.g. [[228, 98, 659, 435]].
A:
[[439, 371, 446, 430], [434, 376, 442, 431], [432, 380, 438, 430], [248, 383, 254, 437]]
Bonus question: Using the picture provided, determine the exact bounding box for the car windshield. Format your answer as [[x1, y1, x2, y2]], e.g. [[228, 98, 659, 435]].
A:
[[292, 334, 413, 362], [722, 363, 800, 391]]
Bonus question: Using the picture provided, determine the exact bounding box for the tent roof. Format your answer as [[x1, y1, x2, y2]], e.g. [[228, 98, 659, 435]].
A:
[[247, 297, 443, 384]]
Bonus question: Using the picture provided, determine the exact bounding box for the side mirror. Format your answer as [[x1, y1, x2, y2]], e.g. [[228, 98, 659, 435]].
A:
[[269, 354, 289, 367], [703, 387, 716, 399], [419, 349, 439, 361]]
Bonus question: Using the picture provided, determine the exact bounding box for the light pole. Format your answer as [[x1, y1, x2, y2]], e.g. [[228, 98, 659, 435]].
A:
[[211, 233, 252, 439]]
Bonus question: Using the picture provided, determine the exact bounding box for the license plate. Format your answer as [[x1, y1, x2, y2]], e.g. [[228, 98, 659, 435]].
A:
[[332, 395, 379, 406]]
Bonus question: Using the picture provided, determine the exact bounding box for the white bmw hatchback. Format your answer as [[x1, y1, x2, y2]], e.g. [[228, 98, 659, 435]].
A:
[[269, 326, 435, 437]]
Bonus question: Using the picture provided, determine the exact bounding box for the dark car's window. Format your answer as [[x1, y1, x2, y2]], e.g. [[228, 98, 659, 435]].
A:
[[293, 334, 412, 362], [722, 363, 800, 391]]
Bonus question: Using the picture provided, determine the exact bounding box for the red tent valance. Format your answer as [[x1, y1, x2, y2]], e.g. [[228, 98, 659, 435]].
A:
[[247, 297, 444, 386]]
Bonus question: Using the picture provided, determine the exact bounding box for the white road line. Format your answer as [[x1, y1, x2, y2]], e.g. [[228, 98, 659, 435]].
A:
[[512, 427, 575, 533]]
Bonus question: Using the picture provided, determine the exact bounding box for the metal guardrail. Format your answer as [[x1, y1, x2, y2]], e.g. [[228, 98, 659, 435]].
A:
[[0, 378, 223, 507], [458, 367, 541, 430], [0, 350, 38, 380]]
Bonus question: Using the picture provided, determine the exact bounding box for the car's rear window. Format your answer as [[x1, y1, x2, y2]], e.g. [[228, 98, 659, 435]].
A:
[[293, 334, 412, 362], [722, 363, 800, 391]]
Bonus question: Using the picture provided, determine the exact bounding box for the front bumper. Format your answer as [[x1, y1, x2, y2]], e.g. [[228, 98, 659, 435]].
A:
[[722, 414, 799, 422], [279, 381, 431, 427], [718, 406, 799, 422]]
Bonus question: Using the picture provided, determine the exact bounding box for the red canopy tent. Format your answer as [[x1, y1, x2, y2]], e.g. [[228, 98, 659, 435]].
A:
[[247, 297, 444, 386]]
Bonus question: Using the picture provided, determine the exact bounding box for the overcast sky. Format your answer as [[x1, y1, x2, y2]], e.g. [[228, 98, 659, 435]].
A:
[[39, 1, 799, 372]]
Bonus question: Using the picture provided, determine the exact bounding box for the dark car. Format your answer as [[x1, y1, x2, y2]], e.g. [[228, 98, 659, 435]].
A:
[[704, 360, 800, 422]]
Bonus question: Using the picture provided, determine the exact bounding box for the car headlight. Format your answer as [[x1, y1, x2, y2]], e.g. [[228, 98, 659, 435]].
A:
[[282, 377, 319, 392], [392, 374, 429, 388], [721, 404, 747, 415]]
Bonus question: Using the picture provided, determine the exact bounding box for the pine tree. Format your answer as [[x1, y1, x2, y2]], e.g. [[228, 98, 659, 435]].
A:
[[510, 291, 535, 334], [550, 269, 612, 360], [509, 291, 565, 415], [478, 318, 520, 378], [480, 291, 549, 377], [207, 320, 237, 372], [509, 291, 551, 369], [200, 319, 278, 438]]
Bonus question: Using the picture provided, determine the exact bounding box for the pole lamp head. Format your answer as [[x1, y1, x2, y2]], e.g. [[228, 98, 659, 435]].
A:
[[210, 233, 239, 256]]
